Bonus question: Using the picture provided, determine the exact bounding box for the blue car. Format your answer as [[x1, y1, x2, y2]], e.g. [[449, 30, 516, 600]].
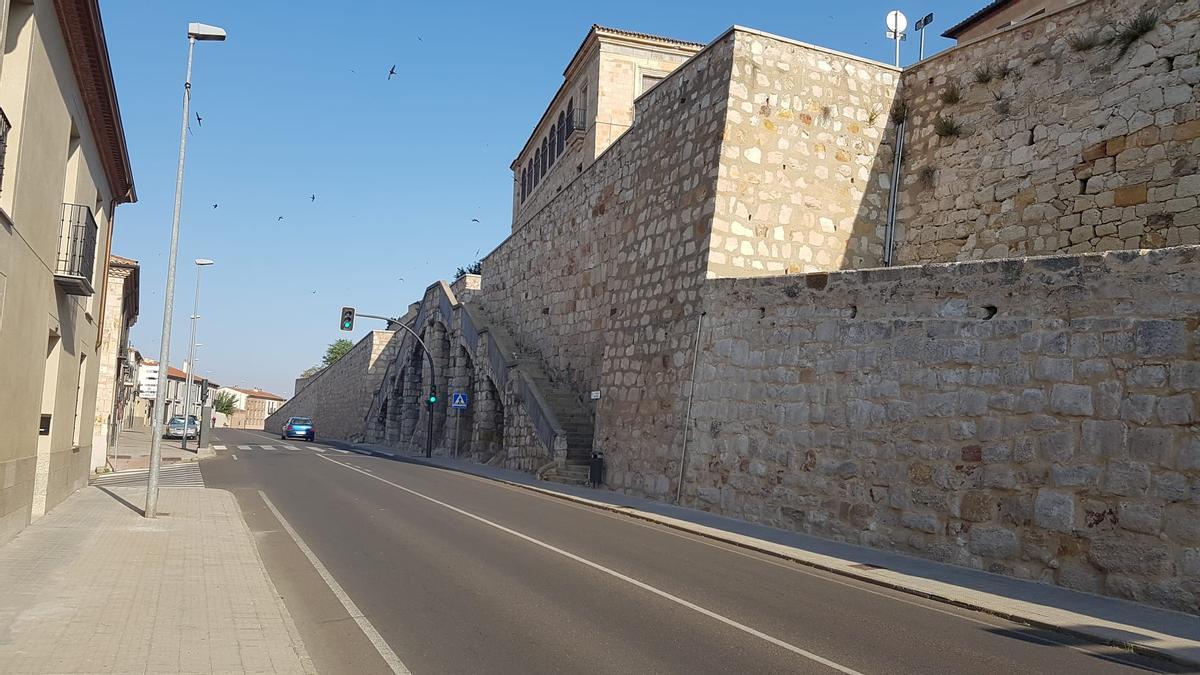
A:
[[281, 416, 315, 441]]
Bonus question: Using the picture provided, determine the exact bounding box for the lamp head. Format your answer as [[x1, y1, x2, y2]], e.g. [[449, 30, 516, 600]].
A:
[[195, 258, 215, 266], [187, 23, 227, 41]]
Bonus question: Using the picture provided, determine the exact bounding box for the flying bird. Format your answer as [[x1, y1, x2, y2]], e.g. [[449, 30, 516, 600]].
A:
[[417, 36, 423, 42], [310, 194, 316, 202], [277, 216, 284, 221], [195, 113, 203, 127], [471, 218, 479, 223], [212, 204, 218, 209], [387, 65, 397, 80]]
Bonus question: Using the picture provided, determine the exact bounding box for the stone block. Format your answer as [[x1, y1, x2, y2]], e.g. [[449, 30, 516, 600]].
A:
[[1050, 384, 1093, 416], [1103, 461, 1151, 497], [1113, 184, 1148, 206], [1157, 394, 1195, 425], [1037, 429, 1076, 463], [1087, 534, 1172, 574], [1129, 427, 1173, 463], [1052, 464, 1100, 487], [969, 525, 1020, 559], [1081, 420, 1127, 458], [1118, 501, 1162, 535], [900, 511, 940, 534], [1134, 320, 1187, 358], [959, 491, 994, 523], [1057, 559, 1104, 594], [1171, 362, 1200, 391], [1165, 505, 1200, 543], [1034, 357, 1073, 382], [1035, 489, 1075, 532]]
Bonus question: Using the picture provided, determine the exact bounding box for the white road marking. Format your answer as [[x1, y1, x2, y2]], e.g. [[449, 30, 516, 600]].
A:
[[237, 445, 251, 450], [313, 447, 327, 453], [213, 445, 226, 450], [315, 455, 861, 674], [284, 445, 301, 451], [260, 445, 276, 451], [258, 490, 411, 675], [332, 448, 350, 455], [232, 454, 238, 460]]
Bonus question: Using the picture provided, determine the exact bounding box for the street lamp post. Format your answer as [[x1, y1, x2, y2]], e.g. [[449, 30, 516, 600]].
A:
[[146, 23, 226, 519], [181, 259, 213, 450]]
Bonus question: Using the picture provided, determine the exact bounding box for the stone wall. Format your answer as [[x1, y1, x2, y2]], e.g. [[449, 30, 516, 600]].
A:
[[709, 30, 899, 277], [895, 0, 1200, 264], [265, 330, 398, 441], [675, 246, 1199, 611]]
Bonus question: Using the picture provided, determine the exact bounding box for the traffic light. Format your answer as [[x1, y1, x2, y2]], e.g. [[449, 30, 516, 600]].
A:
[[339, 306, 355, 331], [427, 387, 438, 406]]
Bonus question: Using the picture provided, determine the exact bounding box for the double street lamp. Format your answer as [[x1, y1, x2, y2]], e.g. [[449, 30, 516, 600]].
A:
[[146, 22, 226, 519], [181, 258, 213, 450]]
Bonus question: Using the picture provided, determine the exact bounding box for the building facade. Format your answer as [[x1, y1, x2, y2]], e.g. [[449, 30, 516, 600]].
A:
[[90, 252, 137, 470], [221, 387, 285, 430], [0, 0, 135, 543], [942, 0, 1082, 43]]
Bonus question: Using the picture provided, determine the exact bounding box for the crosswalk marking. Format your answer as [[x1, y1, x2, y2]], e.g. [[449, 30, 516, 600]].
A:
[[313, 447, 327, 453], [237, 445, 251, 450], [260, 445, 276, 451], [93, 463, 204, 488], [213, 445, 226, 450], [284, 445, 301, 451]]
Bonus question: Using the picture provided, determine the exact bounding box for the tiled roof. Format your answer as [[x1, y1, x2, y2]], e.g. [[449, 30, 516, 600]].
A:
[[591, 24, 706, 49], [109, 253, 138, 266], [230, 386, 286, 401], [942, 0, 1013, 38], [164, 366, 210, 385]]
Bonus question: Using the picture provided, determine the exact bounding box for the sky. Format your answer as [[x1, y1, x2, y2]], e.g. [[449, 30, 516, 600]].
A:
[[103, 0, 967, 398]]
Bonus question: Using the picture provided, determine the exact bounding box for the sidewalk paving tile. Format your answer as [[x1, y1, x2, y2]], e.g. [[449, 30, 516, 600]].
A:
[[0, 486, 313, 674]]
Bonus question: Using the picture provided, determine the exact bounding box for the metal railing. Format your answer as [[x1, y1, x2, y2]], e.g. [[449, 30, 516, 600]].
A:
[[517, 371, 562, 454], [565, 107, 586, 137], [0, 108, 10, 195], [55, 203, 98, 296]]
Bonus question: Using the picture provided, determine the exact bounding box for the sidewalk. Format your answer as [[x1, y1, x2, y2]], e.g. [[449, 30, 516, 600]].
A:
[[0, 487, 313, 674], [107, 427, 213, 472], [345, 441, 1200, 668]]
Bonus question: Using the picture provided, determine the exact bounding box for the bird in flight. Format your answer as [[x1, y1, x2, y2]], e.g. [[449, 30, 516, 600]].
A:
[[387, 65, 397, 80], [212, 203, 218, 209], [417, 36, 423, 42], [277, 216, 284, 221], [471, 218, 479, 223], [310, 194, 316, 202], [195, 113, 203, 127]]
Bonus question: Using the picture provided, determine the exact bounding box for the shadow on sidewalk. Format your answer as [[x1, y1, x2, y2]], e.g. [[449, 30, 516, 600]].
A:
[[97, 486, 145, 517]]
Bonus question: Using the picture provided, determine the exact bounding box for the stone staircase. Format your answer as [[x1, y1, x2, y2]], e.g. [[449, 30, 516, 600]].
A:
[[510, 350, 595, 485]]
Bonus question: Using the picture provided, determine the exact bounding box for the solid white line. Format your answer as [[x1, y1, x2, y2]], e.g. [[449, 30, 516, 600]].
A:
[[257, 490, 411, 675], [314, 455, 861, 674]]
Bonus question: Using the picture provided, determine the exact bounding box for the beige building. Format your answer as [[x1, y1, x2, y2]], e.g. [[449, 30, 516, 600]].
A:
[[942, 0, 1081, 43], [0, 0, 135, 543], [90, 253, 137, 470], [510, 25, 702, 229], [220, 387, 285, 430]]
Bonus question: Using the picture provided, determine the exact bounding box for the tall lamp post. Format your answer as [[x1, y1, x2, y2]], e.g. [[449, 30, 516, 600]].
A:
[[146, 23, 226, 519], [181, 258, 213, 450]]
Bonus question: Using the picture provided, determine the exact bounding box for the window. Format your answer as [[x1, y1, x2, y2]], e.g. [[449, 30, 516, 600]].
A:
[[557, 111, 566, 154], [547, 127, 555, 167], [521, 167, 527, 202], [541, 138, 548, 175], [527, 159, 534, 190], [641, 73, 664, 95], [534, 149, 540, 184]]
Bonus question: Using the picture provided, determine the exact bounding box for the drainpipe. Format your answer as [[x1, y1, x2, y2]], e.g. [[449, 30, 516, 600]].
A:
[[883, 119, 906, 266], [675, 311, 705, 504]]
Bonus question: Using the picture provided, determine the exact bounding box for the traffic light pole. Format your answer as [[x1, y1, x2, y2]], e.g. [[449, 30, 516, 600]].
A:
[[356, 312, 437, 458]]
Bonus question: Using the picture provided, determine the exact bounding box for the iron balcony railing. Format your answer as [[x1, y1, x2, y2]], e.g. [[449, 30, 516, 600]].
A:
[[564, 107, 586, 138], [55, 203, 98, 296], [0, 108, 10, 195]]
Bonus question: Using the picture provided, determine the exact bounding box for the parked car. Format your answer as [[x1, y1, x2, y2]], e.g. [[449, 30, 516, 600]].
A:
[[282, 416, 315, 441], [163, 415, 198, 439]]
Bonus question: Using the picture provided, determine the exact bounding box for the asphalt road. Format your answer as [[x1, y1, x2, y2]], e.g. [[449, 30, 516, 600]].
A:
[[204, 428, 1183, 675]]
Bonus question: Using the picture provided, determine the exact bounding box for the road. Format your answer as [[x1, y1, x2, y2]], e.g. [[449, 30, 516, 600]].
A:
[[204, 428, 1181, 675]]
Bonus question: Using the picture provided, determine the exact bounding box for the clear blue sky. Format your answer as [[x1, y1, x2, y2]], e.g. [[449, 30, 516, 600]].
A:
[[105, 0, 967, 397]]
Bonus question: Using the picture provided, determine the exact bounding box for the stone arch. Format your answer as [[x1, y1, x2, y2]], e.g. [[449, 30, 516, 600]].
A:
[[448, 345, 475, 457], [472, 374, 505, 463], [399, 344, 423, 442]]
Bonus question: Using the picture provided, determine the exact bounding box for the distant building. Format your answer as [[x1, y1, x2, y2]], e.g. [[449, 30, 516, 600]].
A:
[[162, 366, 216, 420], [0, 0, 137, 541], [219, 387, 286, 430], [942, 0, 1081, 43], [91, 254, 138, 470]]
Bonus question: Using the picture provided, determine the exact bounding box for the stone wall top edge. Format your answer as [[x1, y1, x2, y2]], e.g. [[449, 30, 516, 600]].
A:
[[703, 244, 1199, 292], [901, 0, 1102, 78], [728, 25, 903, 73]]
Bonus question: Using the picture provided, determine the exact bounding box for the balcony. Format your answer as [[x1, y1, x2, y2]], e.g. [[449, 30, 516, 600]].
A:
[[54, 203, 98, 296], [564, 107, 586, 142], [0, 108, 10, 194]]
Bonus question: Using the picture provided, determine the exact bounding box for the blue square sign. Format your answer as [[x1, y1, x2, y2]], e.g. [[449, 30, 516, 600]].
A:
[[451, 392, 469, 409]]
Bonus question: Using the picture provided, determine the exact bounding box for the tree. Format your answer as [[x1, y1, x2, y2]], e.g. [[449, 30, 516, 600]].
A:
[[454, 260, 483, 279], [213, 391, 237, 416], [321, 339, 354, 367], [299, 365, 322, 378]]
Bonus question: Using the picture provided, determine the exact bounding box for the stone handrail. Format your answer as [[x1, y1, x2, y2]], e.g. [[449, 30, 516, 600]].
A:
[[516, 370, 565, 457]]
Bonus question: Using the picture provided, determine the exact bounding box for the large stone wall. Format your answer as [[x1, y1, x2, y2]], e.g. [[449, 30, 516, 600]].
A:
[[675, 246, 1200, 611], [265, 330, 398, 441], [709, 30, 899, 277], [895, 0, 1200, 264]]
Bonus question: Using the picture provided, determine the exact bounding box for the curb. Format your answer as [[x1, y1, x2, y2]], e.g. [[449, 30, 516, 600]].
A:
[[350, 443, 1197, 670]]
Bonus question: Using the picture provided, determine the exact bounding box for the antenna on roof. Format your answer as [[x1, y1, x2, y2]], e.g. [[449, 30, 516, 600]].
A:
[[885, 10, 908, 67]]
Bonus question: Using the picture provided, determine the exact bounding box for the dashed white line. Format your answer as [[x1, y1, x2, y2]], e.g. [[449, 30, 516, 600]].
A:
[[232, 454, 238, 461], [258, 490, 411, 674], [314, 454, 862, 674]]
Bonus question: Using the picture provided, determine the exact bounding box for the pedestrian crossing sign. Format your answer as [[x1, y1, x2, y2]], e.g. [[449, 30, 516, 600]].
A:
[[451, 392, 469, 409]]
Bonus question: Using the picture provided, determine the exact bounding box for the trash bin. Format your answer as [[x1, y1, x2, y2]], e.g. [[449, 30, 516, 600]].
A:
[[589, 451, 604, 488]]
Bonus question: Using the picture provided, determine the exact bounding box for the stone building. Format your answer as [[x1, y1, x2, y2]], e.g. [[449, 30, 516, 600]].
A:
[[942, 0, 1083, 43], [270, 0, 1200, 610], [90, 253, 138, 471], [222, 387, 285, 430], [0, 0, 136, 544]]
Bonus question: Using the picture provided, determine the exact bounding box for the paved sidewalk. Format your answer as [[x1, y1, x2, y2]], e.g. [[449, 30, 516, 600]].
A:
[[0, 487, 313, 674], [344, 440, 1200, 668], [107, 428, 213, 472]]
